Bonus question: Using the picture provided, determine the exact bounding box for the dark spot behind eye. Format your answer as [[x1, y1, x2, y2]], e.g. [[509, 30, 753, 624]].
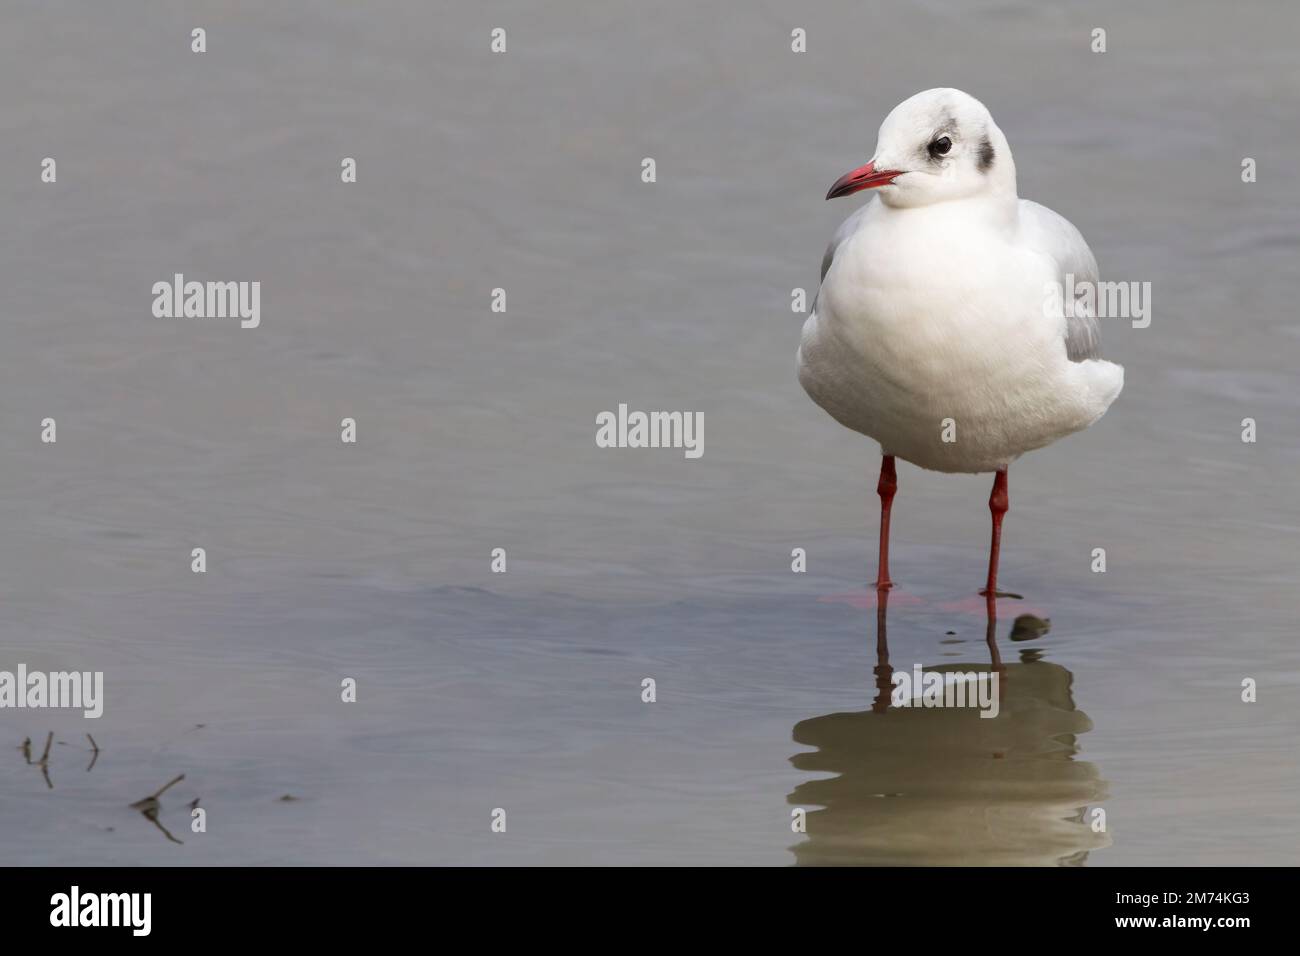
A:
[[977, 136, 995, 172]]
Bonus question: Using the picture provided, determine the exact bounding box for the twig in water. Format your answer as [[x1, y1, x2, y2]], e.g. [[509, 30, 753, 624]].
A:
[[150, 773, 184, 800], [130, 774, 188, 845], [38, 732, 54, 789], [130, 773, 186, 813]]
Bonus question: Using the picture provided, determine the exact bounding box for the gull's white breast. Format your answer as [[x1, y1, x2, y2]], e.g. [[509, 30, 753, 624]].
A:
[[798, 197, 1123, 474]]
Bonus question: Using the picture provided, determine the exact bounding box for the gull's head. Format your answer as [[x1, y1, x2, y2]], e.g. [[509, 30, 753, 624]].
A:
[[826, 88, 1016, 208]]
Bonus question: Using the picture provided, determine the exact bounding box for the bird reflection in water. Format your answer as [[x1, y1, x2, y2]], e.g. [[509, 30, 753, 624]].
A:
[[789, 592, 1108, 865]]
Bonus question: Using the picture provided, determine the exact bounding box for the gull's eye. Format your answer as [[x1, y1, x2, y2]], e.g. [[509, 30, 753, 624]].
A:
[[928, 136, 952, 157]]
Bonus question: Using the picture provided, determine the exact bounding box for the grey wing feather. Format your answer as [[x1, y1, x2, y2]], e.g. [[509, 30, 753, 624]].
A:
[[821, 204, 870, 281], [1019, 199, 1102, 362], [811, 204, 870, 317]]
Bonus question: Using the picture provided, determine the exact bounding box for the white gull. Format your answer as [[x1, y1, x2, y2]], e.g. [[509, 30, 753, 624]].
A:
[[798, 88, 1123, 597]]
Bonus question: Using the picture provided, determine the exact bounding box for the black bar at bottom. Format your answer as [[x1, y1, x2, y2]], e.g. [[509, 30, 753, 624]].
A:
[[0, 866, 1281, 941]]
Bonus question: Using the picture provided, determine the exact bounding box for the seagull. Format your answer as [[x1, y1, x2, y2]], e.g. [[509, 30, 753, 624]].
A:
[[798, 88, 1123, 598]]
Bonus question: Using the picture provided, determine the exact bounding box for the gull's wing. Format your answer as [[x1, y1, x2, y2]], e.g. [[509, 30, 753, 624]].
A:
[[810, 203, 871, 319], [1018, 198, 1101, 362], [821, 203, 871, 281]]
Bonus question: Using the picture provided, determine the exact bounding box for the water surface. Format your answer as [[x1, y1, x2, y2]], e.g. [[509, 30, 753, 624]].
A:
[[2, 0, 1298, 865]]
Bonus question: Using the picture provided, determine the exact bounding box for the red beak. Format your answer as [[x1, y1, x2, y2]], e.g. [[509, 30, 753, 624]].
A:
[[825, 161, 904, 199]]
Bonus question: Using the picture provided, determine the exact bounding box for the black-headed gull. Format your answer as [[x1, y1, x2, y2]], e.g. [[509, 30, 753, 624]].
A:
[[798, 88, 1123, 598]]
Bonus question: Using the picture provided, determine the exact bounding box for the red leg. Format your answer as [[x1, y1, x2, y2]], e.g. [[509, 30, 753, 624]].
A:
[[875, 455, 897, 591], [979, 468, 1009, 597]]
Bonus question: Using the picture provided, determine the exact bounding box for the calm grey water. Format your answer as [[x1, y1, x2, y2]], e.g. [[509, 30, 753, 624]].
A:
[[2, 0, 1298, 865]]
